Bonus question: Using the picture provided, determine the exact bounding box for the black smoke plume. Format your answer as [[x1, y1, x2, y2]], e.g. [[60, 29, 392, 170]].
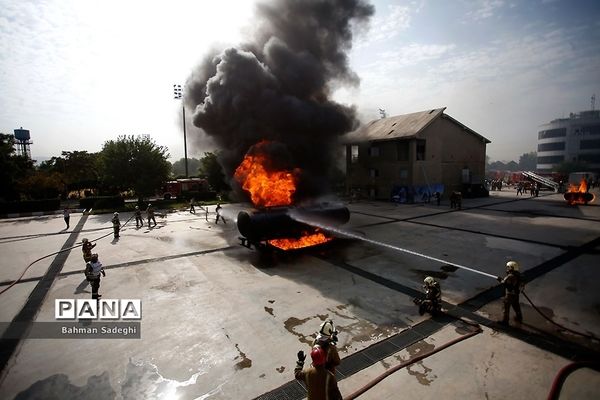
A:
[[185, 0, 373, 202]]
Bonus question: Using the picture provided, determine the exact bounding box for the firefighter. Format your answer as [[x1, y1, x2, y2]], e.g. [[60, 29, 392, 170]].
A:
[[134, 206, 144, 228], [414, 276, 442, 315], [147, 203, 157, 227], [84, 253, 105, 300], [215, 203, 226, 224], [189, 198, 196, 214], [295, 346, 342, 400], [497, 260, 523, 324], [312, 319, 341, 374], [111, 212, 121, 238], [81, 238, 96, 263]]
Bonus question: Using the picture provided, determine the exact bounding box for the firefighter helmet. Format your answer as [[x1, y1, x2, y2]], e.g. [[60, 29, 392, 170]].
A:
[[506, 261, 520, 272], [424, 276, 436, 286], [91, 253, 98, 262], [319, 319, 337, 337], [82, 238, 89, 243], [113, 212, 119, 216], [310, 345, 326, 366]]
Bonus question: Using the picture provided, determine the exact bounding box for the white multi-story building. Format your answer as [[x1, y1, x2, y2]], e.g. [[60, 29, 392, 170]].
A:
[[537, 110, 600, 172]]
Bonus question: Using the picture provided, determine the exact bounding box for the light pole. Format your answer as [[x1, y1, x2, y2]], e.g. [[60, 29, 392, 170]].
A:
[[173, 84, 188, 178]]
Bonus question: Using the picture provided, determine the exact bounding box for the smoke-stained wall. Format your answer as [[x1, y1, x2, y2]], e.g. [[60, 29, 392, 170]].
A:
[[184, 0, 373, 201]]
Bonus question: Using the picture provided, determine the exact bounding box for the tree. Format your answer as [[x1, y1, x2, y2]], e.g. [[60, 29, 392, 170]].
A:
[[171, 158, 202, 178], [38, 151, 99, 198], [0, 133, 34, 200], [99, 135, 170, 201], [518, 152, 537, 171], [199, 152, 229, 192]]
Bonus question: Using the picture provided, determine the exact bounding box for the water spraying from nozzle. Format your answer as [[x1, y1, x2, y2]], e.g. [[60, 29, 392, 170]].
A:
[[289, 210, 497, 280]]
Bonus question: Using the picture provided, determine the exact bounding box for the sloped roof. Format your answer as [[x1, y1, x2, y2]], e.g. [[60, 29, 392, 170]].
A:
[[343, 107, 491, 144]]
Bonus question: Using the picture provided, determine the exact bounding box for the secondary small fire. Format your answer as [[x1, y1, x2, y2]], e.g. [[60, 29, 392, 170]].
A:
[[564, 178, 594, 205], [234, 141, 332, 250]]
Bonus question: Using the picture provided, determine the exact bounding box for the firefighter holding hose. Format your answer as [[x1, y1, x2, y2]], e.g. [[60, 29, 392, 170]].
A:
[[312, 319, 341, 374], [295, 346, 342, 400], [414, 276, 442, 315], [498, 260, 523, 325]]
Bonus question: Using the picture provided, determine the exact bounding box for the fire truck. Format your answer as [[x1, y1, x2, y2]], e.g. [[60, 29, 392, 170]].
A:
[[161, 178, 210, 200]]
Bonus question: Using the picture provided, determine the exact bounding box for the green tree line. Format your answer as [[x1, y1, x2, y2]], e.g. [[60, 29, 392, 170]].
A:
[[0, 133, 229, 202]]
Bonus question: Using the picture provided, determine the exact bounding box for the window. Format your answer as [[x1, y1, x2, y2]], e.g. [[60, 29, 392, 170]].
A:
[[416, 139, 426, 161], [538, 128, 566, 139], [537, 155, 564, 164], [397, 141, 409, 161], [369, 168, 379, 178], [351, 145, 359, 163], [578, 153, 600, 163], [369, 146, 380, 157], [582, 125, 600, 135], [580, 139, 600, 150], [538, 142, 565, 152]]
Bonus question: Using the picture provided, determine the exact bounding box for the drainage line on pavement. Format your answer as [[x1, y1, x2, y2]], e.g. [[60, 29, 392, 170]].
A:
[[0, 211, 134, 296], [521, 290, 599, 341], [343, 323, 482, 400]]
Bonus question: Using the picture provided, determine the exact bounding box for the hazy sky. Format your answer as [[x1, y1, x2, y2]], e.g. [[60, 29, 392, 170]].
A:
[[1, 0, 599, 163]]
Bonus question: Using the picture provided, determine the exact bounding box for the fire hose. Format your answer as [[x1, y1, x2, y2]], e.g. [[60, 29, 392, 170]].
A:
[[546, 361, 600, 400], [0, 211, 135, 296], [521, 289, 599, 341], [343, 315, 482, 400]]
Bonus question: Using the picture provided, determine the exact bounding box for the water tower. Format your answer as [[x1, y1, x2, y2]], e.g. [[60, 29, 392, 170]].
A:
[[13, 127, 32, 159]]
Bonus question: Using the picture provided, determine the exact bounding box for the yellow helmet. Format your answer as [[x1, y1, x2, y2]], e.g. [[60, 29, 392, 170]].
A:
[[506, 261, 520, 272]]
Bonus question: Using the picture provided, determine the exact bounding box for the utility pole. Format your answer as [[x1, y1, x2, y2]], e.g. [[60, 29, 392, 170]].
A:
[[173, 84, 188, 178]]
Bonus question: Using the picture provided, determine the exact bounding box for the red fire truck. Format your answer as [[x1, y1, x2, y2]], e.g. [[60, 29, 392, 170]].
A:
[[161, 178, 210, 199]]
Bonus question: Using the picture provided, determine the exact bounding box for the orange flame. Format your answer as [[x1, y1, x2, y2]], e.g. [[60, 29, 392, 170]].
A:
[[268, 232, 332, 250], [565, 178, 594, 205], [567, 178, 588, 194], [235, 142, 333, 250], [234, 154, 296, 208]]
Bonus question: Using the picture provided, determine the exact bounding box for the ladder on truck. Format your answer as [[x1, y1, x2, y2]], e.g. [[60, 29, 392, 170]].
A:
[[522, 171, 559, 192]]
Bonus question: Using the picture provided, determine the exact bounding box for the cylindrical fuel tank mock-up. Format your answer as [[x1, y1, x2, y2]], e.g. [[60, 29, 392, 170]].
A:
[[564, 192, 594, 205], [237, 203, 350, 242]]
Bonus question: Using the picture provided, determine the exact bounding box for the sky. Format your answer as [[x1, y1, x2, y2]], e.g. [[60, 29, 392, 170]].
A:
[[1, 0, 599, 163]]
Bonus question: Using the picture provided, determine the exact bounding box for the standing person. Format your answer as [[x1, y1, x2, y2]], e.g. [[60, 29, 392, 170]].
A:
[[497, 261, 523, 325], [81, 238, 96, 263], [134, 206, 144, 228], [84, 253, 105, 300], [312, 319, 341, 374], [295, 346, 342, 400], [147, 203, 157, 227], [189, 198, 196, 214], [434, 191, 441, 206], [215, 203, 226, 224], [63, 207, 71, 229], [205, 206, 209, 222], [111, 212, 121, 239]]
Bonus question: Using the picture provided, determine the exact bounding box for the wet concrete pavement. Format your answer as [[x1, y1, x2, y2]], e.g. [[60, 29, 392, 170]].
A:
[[0, 191, 599, 399]]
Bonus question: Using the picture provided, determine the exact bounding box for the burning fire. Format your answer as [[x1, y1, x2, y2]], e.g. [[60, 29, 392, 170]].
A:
[[234, 141, 332, 250], [268, 231, 333, 250], [567, 178, 588, 194], [234, 153, 296, 208], [564, 178, 595, 205]]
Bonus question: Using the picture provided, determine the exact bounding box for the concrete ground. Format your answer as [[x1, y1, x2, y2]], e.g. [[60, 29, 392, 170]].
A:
[[0, 190, 599, 399]]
